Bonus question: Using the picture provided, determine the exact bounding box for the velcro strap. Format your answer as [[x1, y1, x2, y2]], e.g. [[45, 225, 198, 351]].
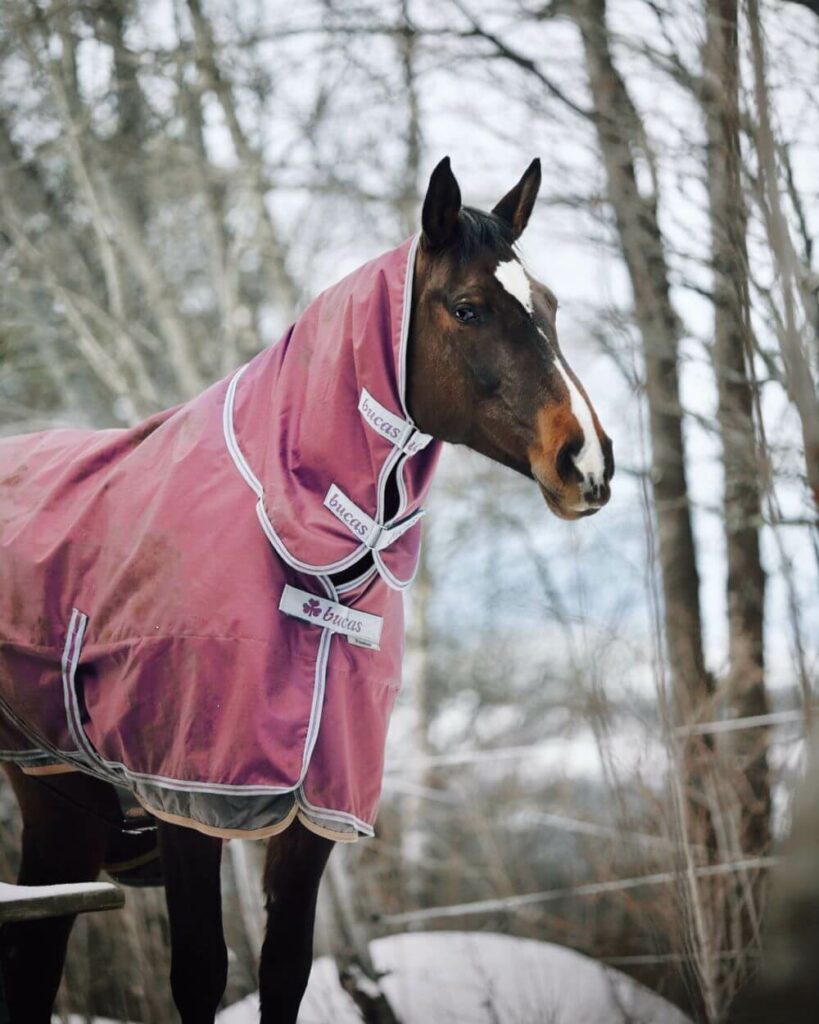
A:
[[279, 585, 382, 650], [324, 484, 424, 551], [358, 388, 432, 456]]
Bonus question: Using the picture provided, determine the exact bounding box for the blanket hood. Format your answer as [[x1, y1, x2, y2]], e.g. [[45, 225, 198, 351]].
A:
[[229, 232, 442, 589]]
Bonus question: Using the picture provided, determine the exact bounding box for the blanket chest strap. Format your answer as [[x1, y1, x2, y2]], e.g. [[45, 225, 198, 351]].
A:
[[323, 483, 424, 553]]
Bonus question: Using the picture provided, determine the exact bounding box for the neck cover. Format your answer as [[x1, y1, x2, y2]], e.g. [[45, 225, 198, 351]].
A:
[[0, 234, 442, 841], [229, 232, 439, 589]]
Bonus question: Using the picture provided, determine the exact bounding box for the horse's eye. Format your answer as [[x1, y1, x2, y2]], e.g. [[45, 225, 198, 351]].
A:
[[453, 304, 479, 324]]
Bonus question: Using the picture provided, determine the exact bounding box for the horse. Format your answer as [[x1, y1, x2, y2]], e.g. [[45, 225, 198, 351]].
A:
[[0, 156, 613, 1023]]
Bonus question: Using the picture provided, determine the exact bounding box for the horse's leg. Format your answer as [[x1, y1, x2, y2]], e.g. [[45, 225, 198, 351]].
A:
[[157, 818, 227, 1024], [1, 765, 116, 1024], [259, 819, 334, 1024]]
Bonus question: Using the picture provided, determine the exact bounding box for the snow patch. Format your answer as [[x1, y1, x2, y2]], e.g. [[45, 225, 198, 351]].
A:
[[51, 1017, 137, 1024], [217, 932, 691, 1023], [1, 880, 116, 902]]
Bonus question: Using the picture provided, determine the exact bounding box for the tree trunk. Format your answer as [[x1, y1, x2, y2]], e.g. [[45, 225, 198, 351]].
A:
[[570, 0, 714, 842], [747, 0, 819, 516], [727, 729, 819, 1023], [700, 5, 771, 997], [703, 0, 770, 861], [571, 2, 720, 1013]]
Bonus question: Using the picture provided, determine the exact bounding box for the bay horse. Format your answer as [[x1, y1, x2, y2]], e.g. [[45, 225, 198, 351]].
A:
[[0, 157, 613, 1023]]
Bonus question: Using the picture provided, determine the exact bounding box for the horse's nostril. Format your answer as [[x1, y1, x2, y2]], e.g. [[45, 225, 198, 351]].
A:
[[603, 437, 615, 481], [556, 440, 582, 484], [581, 477, 610, 507], [591, 481, 610, 505]]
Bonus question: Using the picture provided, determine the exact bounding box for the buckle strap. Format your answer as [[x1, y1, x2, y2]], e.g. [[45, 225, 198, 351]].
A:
[[279, 585, 382, 650], [358, 388, 432, 456], [324, 484, 425, 552]]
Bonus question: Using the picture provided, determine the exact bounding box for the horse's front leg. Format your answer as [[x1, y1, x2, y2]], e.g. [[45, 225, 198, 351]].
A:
[[260, 819, 334, 1024], [158, 819, 227, 1024], [1, 765, 114, 1024]]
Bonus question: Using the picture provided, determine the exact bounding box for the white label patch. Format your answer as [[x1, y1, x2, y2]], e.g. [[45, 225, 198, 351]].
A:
[[379, 509, 425, 548], [324, 483, 375, 542], [358, 389, 432, 455], [403, 431, 433, 456], [324, 483, 426, 551], [495, 259, 533, 315], [279, 585, 382, 649]]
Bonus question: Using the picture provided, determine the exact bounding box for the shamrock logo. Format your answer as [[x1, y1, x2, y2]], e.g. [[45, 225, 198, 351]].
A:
[[303, 598, 322, 618]]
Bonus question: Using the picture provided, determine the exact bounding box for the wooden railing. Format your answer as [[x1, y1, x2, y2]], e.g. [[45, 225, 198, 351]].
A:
[[0, 880, 124, 1022]]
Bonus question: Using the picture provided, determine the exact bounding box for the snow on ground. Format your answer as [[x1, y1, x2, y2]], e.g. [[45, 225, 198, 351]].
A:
[[218, 931, 692, 1024], [0, 880, 116, 902], [51, 1018, 135, 1024]]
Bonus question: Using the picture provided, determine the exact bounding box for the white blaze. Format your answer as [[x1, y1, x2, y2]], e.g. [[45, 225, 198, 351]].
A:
[[554, 358, 606, 484], [536, 327, 605, 487], [495, 261, 607, 500], [494, 258, 533, 315]]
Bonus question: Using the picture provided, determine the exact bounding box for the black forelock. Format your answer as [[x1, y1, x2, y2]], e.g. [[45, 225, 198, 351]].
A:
[[451, 206, 516, 263]]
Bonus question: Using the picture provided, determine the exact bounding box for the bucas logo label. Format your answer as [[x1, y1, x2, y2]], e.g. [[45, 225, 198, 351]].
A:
[[278, 586, 383, 649], [360, 393, 402, 442], [322, 607, 363, 633], [327, 490, 369, 538]]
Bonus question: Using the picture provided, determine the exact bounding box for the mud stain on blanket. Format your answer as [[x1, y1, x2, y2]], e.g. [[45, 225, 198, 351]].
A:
[[94, 532, 182, 636], [0, 465, 27, 489]]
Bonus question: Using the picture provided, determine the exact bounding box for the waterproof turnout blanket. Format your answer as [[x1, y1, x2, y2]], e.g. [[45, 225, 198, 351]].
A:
[[0, 234, 441, 840]]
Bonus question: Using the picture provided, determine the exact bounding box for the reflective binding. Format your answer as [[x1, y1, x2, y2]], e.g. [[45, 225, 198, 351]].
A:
[[358, 388, 432, 456], [324, 483, 424, 551], [279, 585, 383, 650]]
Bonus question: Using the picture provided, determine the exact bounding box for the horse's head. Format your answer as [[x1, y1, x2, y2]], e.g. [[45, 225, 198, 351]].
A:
[[407, 158, 613, 520]]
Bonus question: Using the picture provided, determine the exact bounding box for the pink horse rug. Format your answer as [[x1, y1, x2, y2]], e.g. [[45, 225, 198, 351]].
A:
[[0, 234, 441, 841]]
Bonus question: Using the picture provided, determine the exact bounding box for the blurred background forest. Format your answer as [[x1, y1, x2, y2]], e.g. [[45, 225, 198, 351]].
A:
[[0, 0, 818, 1021]]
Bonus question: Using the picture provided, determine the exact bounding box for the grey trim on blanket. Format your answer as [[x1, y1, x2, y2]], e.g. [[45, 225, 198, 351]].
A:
[[2, 747, 365, 841]]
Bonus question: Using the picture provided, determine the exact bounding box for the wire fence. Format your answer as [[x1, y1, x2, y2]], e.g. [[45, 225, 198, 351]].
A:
[[376, 856, 779, 926], [384, 708, 810, 775]]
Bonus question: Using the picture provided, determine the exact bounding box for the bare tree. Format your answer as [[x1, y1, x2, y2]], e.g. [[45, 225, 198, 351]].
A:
[[747, 0, 819, 517], [700, 0, 770, 1000]]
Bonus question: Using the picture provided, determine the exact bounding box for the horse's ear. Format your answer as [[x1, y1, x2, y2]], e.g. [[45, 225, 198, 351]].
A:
[[492, 158, 541, 241], [422, 157, 462, 250]]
